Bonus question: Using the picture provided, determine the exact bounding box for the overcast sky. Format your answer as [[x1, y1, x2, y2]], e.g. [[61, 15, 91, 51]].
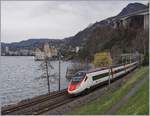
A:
[[1, 1, 148, 43]]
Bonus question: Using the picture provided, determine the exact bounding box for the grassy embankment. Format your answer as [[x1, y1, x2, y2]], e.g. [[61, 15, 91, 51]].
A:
[[116, 80, 149, 114], [69, 66, 149, 115]]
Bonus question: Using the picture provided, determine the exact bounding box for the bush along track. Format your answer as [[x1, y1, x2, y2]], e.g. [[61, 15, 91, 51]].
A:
[[69, 66, 149, 115]]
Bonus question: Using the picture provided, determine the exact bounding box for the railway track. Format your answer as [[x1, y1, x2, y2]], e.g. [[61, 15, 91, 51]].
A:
[[1, 89, 67, 115], [2, 67, 137, 115], [33, 97, 76, 115], [33, 73, 133, 115]]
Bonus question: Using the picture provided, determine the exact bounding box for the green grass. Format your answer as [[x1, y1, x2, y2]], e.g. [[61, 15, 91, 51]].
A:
[[68, 67, 149, 115], [116, 80, 149, 115]]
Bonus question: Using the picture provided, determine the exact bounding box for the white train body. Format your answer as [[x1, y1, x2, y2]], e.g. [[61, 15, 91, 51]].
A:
[[67, 62, 138, 95]]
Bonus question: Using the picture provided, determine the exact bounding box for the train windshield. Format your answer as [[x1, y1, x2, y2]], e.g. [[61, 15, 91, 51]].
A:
[[71, 72, 86, 84]]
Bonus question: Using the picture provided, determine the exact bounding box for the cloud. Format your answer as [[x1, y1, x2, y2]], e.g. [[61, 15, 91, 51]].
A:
[[1, 1, 148, 43]]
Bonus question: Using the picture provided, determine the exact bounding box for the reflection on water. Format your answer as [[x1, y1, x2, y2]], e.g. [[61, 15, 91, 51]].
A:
[[0, 56, 72, 106]]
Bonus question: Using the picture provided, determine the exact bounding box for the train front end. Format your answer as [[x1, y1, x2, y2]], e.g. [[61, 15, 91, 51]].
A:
[[67, 71, 86, 95]]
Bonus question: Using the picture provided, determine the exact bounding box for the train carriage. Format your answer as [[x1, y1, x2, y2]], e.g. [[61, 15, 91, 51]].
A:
[[67, 62, 138, 95]]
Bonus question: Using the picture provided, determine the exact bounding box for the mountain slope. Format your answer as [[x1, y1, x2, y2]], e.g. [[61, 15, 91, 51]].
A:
[[1, 2, 148, 58], [65, 3, 147, 47], [117, 3, 147, 17], [1, 39, 63, 51]]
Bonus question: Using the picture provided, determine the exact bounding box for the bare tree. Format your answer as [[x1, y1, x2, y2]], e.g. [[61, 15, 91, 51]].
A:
[[40, 56, 54, 94]]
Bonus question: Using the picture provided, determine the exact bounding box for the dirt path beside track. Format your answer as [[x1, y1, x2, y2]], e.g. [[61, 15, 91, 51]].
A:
[[105, 75, 149, 115]]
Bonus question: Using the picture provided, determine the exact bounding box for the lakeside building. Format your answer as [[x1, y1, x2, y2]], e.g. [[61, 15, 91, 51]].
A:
[[75, 46, 80, 53], [2, 46, 35, 56], [34, 43, 58, 61], [5, 46, 9, 53], [34, 48, 45, 60]]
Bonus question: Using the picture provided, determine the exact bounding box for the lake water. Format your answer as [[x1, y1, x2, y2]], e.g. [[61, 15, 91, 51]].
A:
[[0, 56, 73, 107]]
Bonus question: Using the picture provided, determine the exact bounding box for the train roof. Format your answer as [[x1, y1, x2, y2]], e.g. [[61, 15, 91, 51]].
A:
[[75, 62, 137, 75], [87, 67, 108, 74], [74, 67, 108, 75]]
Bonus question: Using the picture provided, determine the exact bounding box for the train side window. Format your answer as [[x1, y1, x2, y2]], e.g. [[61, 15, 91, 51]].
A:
[[92, 72, 109, 81], [84, 76, 88, 81]]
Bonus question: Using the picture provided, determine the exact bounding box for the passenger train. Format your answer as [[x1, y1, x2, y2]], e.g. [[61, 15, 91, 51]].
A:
[[67, 61, 138, 95]]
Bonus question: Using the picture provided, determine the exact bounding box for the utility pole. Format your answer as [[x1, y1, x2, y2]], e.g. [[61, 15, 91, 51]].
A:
[[108, 66, 111, 88], [58, 51, 61, 91], [108, 64, 111, 89], [126, 56, 128, 64], [86, 58, 88, 71], [121, 55, 124, 64], [45, 57, 50, 94], [130, 54, 131, 63]]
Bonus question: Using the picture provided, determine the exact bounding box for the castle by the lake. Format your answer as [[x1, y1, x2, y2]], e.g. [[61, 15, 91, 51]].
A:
[[34, 43, 58, 61]]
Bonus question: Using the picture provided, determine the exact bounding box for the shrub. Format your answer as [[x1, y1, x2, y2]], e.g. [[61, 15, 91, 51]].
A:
[[93, 52, 112, 67]]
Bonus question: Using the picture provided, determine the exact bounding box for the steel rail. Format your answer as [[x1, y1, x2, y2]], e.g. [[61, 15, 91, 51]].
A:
[[1, 89, 67, 115]]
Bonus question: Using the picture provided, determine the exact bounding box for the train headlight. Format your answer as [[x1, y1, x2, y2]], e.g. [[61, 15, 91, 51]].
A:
[[68, 82, 81, 91]]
